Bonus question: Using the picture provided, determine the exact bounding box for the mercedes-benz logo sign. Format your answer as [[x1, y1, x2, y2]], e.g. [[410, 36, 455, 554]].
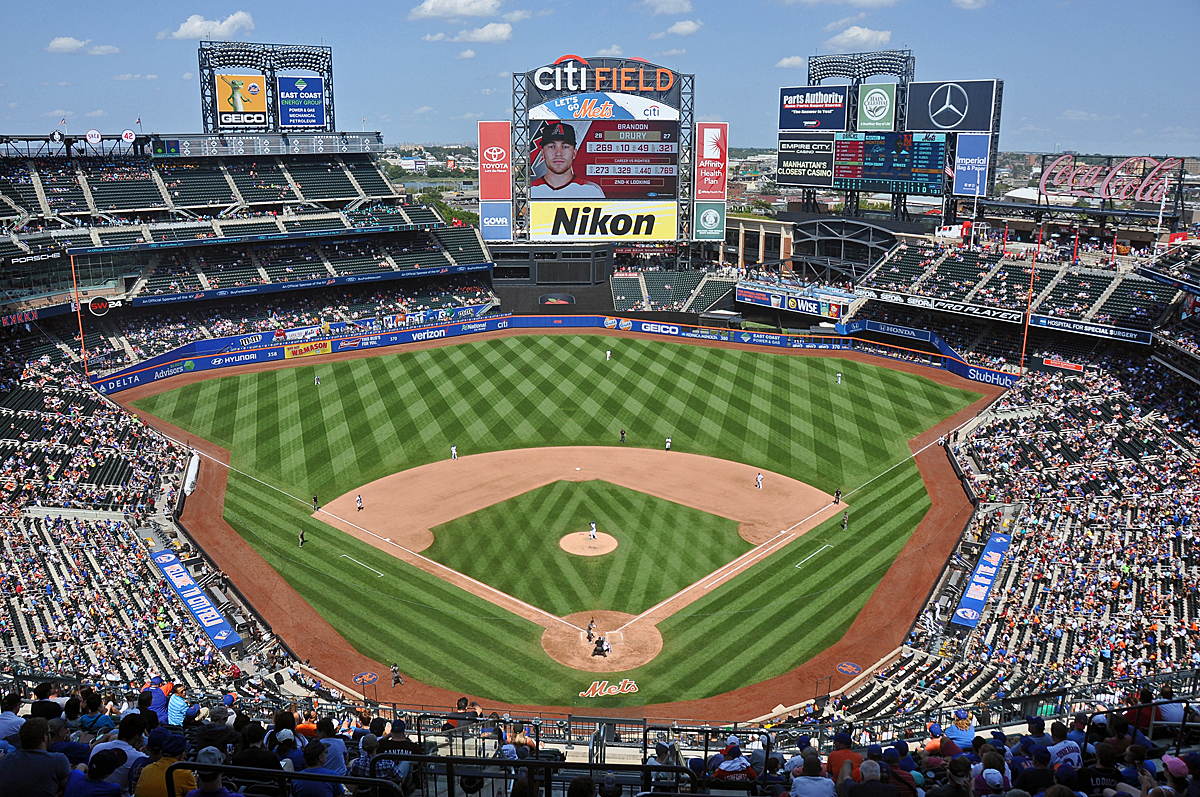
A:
[[928, 83, 969, 129], [483, 147, 507, 163]]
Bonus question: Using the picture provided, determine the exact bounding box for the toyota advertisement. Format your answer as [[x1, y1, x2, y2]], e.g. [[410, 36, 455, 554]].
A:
[[478, 121, 513, 241], [905, 80, 999, 133], [779, 86, 848, 132]]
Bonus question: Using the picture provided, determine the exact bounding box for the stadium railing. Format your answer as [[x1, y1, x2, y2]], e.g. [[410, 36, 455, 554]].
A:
[[164, 761, 403, 797]]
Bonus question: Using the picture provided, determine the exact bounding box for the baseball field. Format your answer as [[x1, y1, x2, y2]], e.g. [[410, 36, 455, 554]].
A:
[[131, 332, 980, 708]]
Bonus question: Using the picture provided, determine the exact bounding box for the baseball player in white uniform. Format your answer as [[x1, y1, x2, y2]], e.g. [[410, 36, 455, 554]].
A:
[[756, 472, 763, 490], [606, 350, 611, 361], [451, 445, 457, 460], [590, 521, 597, 540], [837, 372, 842, 384], [356, 494, 363, 512]]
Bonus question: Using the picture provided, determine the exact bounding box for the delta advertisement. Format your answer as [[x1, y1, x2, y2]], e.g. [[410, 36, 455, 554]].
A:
[[277, 76, 326, 127], [93, 314, 1018, 396], [151, 550, 243, 649], [952, 133, 991, 197], [735, 286, 845, 319], [949, 532, 1012, 629], [779, 86, 848, 132], [215, 73, 267, 129], [856, 84, 897, 132]]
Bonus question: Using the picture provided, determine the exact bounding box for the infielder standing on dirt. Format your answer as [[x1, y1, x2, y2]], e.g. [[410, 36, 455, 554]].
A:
[[665, 437, 671, 451], [756, 472, 763, 490], [451, 445, 457, 460], [356, 494, 364, 512]]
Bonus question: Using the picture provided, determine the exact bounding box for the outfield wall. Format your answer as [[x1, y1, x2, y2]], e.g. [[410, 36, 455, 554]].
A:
[[91, 314, 1019, 396]]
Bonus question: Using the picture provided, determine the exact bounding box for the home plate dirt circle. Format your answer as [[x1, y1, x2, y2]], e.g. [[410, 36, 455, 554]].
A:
[[560, 531, 618, 556], [541, 611, 662, 672]]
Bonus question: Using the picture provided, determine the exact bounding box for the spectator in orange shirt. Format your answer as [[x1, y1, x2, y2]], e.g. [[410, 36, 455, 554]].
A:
[[828, 733, 862, 783]]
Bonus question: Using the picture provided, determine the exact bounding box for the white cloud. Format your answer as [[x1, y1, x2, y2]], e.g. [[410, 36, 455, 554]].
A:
[[88, 45, 120, 55], [666, 19, 702, 35], [823, 25, 891, 51], [654, 48, 686, 57], [824, 12, 866, 31], [952, 0, 989, 7], [452, 22, 512, 42], [1060, 109, 1120, 122], [57, 81, 72, 87], [113, 74, 158, 81], [596, 44, 624, 56], [415, 106, 434, 114], [85, 109, 107, 117], [44, 109, 74, 118], [46, 37, 90, 53], [497, 71, 511, 77], [502, 9, 531, 21], [181, 72, 194, 80], [643, 0, 692, 12], [160, 11, 254, 40], [409, 0, 501, 19], [422, 32, 447, 41], [146, 74, 158, 80], [456, 49, 477, 59], [775, 55, 807, 68], [456, 111, 480, 120]]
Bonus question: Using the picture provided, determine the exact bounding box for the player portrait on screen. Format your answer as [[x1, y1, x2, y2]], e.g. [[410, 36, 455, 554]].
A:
[[531, 121, 605, 199]]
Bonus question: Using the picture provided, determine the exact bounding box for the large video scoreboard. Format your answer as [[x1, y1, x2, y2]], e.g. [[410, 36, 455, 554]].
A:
[[778, 131, 946, 195]]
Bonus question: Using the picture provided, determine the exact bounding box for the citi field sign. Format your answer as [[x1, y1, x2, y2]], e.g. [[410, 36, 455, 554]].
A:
[[525, 55, 682, 110]]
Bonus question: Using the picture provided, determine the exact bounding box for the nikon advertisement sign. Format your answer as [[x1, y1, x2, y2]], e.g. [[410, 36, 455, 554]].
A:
[[530, 200, 677, 241], [856, 84, 896, 132], [693, 201, 726, 241]]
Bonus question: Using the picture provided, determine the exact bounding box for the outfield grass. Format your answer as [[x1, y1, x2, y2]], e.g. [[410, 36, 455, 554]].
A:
[[133, 334, 979, 705], [425, 479, 749, 617]]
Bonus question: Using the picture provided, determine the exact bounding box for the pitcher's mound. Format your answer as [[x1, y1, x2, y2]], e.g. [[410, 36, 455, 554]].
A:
[[560, 531, 618, 556], [541, 611, 662, 672]]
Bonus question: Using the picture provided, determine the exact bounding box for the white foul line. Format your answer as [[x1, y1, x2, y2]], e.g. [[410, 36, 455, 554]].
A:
[[795, 544, 834, 569], [341, 555, 385, 578]]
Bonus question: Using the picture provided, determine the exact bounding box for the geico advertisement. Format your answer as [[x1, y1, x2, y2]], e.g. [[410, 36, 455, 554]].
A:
[[216, 74, 267, 128], [530, 201, 676, 241]]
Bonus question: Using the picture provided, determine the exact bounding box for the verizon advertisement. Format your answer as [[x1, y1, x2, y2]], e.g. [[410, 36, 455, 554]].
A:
[[694, 122, 728, 201], [478, 121, 512, 200]]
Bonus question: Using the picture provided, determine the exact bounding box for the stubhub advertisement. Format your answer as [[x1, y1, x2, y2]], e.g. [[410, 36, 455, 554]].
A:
[[480, 201, 513, 241]]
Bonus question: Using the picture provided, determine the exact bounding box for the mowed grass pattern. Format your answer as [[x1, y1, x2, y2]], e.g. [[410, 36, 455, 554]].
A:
[[134, 334, 979, 705], [426, 480, 750, 617]]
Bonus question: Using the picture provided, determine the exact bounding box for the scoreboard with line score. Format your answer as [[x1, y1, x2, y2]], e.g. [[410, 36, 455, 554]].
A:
[[832, 132, 946, 195], [150, 132, 383, 158]]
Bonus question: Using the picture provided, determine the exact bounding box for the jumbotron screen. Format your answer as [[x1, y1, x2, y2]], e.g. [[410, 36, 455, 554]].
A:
[[528, 119, 679, 201], [832, 132, 946, 195]]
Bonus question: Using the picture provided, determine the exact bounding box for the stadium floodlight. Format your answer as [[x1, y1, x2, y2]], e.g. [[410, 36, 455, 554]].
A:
[[199, 40, 336, 134]]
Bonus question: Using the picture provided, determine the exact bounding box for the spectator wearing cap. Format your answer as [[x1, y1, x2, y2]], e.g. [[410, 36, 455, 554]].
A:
[[189, 746, 245, 797], [90, 713, 149, 795], [972, 752, 1009, 793], [0, 693, 24, 742], [1067, 714, 1090, 748], [839, 759, 898, 797], [1021, 717, 1052, 751], [140, 678, 172, 726], [349, 733, 411, 788], [714, 744, 756, 782], [1053, 764, 1087, 797], [945, 710, 976, 749], [784, 737, 815, 773], [292, 740, 343, 797], [829, 733, 863, 783], [892, 741, 917, 773], [66, 747, 126, 797], [792, 755, 835, 797], [0, 716, 71, 797], [977, 768, 1007, 796], [49, 716, 93, 766], [377, 719, 418, 756], [272, 729, 303, 772], [1156, 755, 1192, 797], [134, 733, 194, 797], [1016, 747, 1055, 795], [231, 722, 280, 770], [929, 756, 974, 797]]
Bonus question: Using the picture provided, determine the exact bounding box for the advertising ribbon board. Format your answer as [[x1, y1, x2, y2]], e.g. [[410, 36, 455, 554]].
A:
[[950, 532, 1012, 628], [1028, 315, 1153, 345], [150, 550, 243, 648]]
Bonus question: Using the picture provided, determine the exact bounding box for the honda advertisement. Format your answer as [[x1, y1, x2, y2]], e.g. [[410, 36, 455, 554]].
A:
[[779, 86, 848, 132], [905, 80, 999, 133], [952, 132, 991, 197]]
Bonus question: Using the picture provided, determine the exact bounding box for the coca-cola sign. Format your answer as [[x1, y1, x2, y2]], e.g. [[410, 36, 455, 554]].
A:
[[1039, 154, 1181, 203]]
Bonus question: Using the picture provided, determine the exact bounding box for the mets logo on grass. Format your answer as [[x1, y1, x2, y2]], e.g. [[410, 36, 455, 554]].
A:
[[284, 340, 332, 359], [579, 679, 638, 698]]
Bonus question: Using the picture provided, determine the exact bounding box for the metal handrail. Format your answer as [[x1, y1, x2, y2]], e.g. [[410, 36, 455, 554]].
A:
[[164, 761, 403, 797]]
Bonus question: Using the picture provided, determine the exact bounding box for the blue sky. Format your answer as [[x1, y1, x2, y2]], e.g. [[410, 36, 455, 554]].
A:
[[0, 0, 1195, 154]]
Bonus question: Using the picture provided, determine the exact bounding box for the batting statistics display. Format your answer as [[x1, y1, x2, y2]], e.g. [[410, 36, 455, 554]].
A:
[[833, 132, 946, 195]]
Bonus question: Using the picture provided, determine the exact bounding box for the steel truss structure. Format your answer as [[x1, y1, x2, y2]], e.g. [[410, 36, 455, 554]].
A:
[[199, 41, 335, 134], [806, 51, 917, 222], [511, 60, 694, 269]]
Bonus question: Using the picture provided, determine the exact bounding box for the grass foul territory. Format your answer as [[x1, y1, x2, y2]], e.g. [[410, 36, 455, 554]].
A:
[[133, 334, 979, 705]]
